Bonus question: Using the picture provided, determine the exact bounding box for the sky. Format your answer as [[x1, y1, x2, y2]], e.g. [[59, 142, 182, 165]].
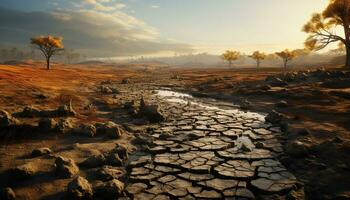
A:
[[0, 0, 330, 58]]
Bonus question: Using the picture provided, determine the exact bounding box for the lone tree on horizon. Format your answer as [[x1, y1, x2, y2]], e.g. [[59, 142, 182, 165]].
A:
[[275, 49, 297, 69], [249, 51, 266, 68], [221, 50, 240, 67], [30, 35, 64, 70], [303, 0, 350, 67]]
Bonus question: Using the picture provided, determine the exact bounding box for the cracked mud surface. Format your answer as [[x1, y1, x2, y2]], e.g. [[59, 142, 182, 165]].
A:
[[126, 90, 297, 199]]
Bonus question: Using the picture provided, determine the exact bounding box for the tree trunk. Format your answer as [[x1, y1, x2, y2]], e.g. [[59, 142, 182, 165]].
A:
[[346, 45, 350, 67], [284, 60, 287, 69], [257, 60, 260, 68], [46, 57, 50, 70], [229, 61, 232, 68]]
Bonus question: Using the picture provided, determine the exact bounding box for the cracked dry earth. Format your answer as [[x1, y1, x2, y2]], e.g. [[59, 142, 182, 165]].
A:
[[125, 90, 297, 200]]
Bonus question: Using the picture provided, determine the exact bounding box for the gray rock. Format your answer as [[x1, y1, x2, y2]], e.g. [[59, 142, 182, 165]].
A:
[[55, 156, 79, 178], [32, 147, 52, 157], [67, 176, 93, 199], [0, 187, 16, 200]]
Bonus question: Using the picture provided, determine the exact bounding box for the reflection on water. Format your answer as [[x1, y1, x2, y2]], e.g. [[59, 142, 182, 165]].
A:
[[155, 89, 266, 121]]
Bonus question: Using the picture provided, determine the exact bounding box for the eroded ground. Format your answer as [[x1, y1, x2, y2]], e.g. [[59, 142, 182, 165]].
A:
[[0, 63, 349, 200]]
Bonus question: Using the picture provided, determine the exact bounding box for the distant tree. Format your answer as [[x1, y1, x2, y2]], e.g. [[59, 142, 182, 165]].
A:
[[63, 49, 81, 64], [249, 51, 266, 68], [221, 50, 240, 67], [275, 49, 298, 68], [329, 42, 346, 55], [30, 35, 64, 70], [303, 0, 350, 67]]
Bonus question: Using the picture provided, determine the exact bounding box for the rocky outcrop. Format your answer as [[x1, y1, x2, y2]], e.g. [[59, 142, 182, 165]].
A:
[[137, 97, 165, 123], [286, 140, 309, 158], [55, 156, 79, 178], [56, 118, 74, 134]]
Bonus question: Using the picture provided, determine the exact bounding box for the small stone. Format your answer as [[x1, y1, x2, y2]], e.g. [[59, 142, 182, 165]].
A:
[[67, 176, 93, 199], [31, 147, 52, 157]]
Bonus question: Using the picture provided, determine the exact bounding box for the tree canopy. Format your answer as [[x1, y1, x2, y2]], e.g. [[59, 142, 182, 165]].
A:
[[221, 50, 240, 67], [249, 51, 266, 68], [303, 0, 350, 66]]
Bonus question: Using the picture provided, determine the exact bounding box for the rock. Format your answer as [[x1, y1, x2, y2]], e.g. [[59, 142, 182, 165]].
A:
[[0, 187, 16, 200], [57, 102, 76, 117], [265, 110, 286, 124], [138, 98, 165, 123], [111, 144, 129, 160], [95, 122, 124, 138], [105, 153, 123, 167], [32, 147, 52, 157], [100, 85, 119, 94], [286, 140, 309, 158], [266, 77, 288, 87], [121, 79, 130, 84], [276, 100, 288, 108], [95, 179, 125, 199], [10, 162, 37, 179], [81, 154, 106, 168], [55, 156, 79, 178], [17, 106, 41, 117], [96, 166, 125, 181], [38, 118, 57, 131], [56, 118, 74, 133], [239, 99, 251, 110], [296, 128, 311, 136], [77, 124, 96, 137], [33, 92, 50, 99], [67, 176, 93, 200], [0, 110, 20, 129]]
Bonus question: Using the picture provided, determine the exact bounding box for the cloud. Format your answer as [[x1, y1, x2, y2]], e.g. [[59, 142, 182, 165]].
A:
[[82, 0, 125, 12], [150, 5, 160, 9], [0, 7, 192, 57]]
